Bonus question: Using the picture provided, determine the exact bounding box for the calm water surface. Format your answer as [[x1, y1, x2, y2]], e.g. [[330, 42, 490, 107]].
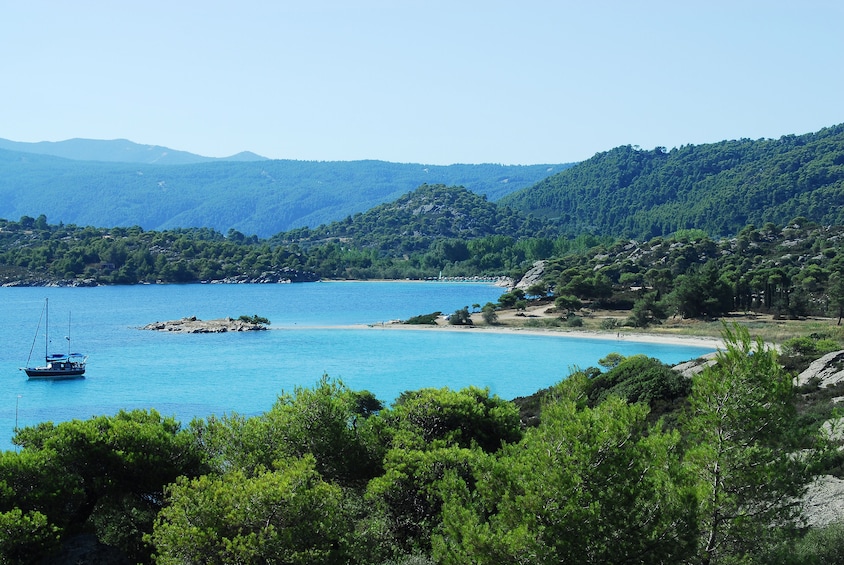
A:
[[1, 282, 714, 451]]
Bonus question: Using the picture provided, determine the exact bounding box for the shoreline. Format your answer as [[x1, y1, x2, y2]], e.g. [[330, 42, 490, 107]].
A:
[[317, 278, 511, 286], [271, 322, 724, 351]]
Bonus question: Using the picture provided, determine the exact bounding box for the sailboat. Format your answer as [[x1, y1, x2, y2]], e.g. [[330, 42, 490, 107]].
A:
[[21, 298, 87, 379]]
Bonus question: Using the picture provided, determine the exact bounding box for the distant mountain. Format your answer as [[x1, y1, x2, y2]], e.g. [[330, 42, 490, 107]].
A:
[[0, 143, 571, 237], [500, 124, 844, 239], [0, 137, 268, 164]]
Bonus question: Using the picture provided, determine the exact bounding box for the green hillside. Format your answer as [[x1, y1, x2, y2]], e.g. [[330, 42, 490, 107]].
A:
[[0, 147, 569, 238], [0, 185, 567, 284], [275, 184, 557, 251], [501, 124, 844, 238]]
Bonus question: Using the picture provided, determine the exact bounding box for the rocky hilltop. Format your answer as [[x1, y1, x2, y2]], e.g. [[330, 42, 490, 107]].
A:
[[141, 316, 268, 333]]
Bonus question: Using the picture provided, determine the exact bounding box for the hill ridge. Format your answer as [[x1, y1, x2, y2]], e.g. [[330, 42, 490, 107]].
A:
[[501, 123, 844, 238]]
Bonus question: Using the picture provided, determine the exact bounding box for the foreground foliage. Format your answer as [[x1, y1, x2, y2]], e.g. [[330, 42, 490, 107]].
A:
[[435, 375, 698, 564], [684, 325, 813, 564]]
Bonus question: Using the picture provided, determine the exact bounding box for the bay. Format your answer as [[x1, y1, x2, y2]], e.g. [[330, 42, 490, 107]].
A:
[[1, 282, 714, 451]]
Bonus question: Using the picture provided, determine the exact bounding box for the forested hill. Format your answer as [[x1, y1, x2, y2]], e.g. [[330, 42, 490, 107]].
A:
[[500, 123, 844, 239], [0, 144, 570, 238], [273, 184, 557, 252]]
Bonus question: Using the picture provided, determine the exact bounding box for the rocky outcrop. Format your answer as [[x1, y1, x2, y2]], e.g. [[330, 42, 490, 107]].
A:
[[671, 351, 720, 378], [2, 268, 319, 287], [802, 475, 844, 527], [515, 260, 546, 291], [141, 316, 268, 333], [2, 277, 99, 287], [210, 268, 319, 284], [795, 350, 844, 388]]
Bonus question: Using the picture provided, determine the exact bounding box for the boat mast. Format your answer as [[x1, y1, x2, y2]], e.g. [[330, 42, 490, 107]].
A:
[[44, 298, 49, 361], [67, 311, 72, 356]]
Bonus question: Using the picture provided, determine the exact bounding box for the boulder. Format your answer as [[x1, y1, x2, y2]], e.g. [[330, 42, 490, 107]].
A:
[[672, 351, 719, 378], [802, 475, 844, 528], [515, 260, 546, 291], [795, 350, 844, 388]]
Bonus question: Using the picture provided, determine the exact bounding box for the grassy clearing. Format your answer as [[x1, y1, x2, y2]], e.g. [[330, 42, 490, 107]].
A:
[[491, 301, 844, 346]]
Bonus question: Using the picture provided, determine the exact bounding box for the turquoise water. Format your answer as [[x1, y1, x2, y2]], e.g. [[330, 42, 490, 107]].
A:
[[0, 282, 715, 451]]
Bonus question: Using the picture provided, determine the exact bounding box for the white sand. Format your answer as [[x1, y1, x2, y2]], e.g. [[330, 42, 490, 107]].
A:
[[274, 320, 723, 350]]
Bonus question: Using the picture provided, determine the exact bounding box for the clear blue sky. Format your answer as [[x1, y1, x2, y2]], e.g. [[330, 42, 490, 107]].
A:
[[2, 1, 842, 165]]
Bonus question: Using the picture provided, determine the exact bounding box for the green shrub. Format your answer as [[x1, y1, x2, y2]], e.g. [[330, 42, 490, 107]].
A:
[[600, 318, 620, 330], [405, 312, 442, 325], [238, 314, 270, 325], [765, 521, 844, 565], [481, 303, 499, 325], [586, 355, 692, 423], [448, 307, 473, 326]]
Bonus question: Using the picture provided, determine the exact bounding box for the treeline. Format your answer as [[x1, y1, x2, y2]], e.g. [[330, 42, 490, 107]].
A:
[[0, 214, 564, 284], [0, 186, 604, 284], [501, 123, 844, 238], [1, 327, 840, 563], [5, 192, 844, 326]]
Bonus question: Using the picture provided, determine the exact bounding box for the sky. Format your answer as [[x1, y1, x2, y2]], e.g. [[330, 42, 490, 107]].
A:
[[2, 1, 843, 165]]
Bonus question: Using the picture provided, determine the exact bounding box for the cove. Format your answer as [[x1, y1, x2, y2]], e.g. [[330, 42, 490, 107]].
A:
[[1, 282, 715, 451]]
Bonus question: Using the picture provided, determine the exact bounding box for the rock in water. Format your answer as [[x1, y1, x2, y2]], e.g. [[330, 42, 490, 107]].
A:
[[141, 316, 268, 333]]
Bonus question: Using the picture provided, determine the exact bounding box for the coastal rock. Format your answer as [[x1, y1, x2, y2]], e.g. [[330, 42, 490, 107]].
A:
[[210, 268, 319, 284], [672, 351, 719, 378], [2, 277, 99, 287], [802, 475, 844, 528], [795, 350, 844, 388], [820, 417, 844, 442], [141, 316, 268, 333], [515, 260, 546, 291]]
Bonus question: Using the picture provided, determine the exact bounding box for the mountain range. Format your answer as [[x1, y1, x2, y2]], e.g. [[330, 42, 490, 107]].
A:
[[2, 123, 843, 242], [0, 137, 267, 165], [0, 138, 569, 238]]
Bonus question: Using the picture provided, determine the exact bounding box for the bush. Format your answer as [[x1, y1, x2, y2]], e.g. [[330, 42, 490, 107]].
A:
[[238, 314, 270, 325], [600, 318, 620, 330], [481, 303, 498, 325], [405, 312, 442, 325], [765, 521, 844, 565], [780, 335, 842, 373], [586, 355, 691, 423], [448, 307, 473, 326], [554, 294, 582, 314], [782, 337, 824, 357]]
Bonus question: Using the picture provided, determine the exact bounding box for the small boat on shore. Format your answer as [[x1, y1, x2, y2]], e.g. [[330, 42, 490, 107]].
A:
[[21, 298, 87, 379]]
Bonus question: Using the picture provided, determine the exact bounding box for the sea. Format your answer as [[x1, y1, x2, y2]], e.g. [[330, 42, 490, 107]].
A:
[[1, 282, 715, 452]]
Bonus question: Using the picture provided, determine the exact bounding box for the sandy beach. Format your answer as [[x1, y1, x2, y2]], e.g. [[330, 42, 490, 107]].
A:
[[281, 296, 725, 351], [357, 320, 725, 350], [274, 288, 836, 351]]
